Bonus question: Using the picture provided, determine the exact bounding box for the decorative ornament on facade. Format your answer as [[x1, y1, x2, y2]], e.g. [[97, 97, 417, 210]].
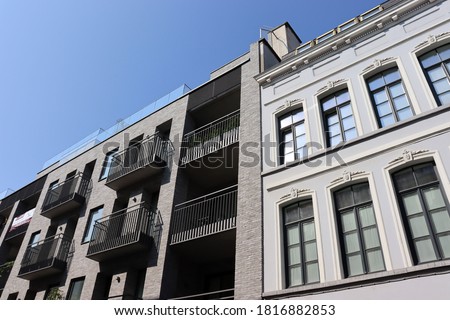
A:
[[280, 188, 311, 201], [388, 149, 430, 164], [363, 57, 395, 73], [330, 171, 366, 185], [415, 32, 450, 49], [428, 35, 437, 44], [403, 150, 413, 162], [317, 79, 347, 94]]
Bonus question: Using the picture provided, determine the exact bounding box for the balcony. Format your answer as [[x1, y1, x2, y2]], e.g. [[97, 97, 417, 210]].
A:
[[41, 173, 90, 219], [86, 203, 161, 262], [170, 185, 237, 244], [18, 234, 71, 280], [4, 208, 35, 243], [106, 133, 173, 190], [0, 261, 14, 290], [180, 111, 240, 165]]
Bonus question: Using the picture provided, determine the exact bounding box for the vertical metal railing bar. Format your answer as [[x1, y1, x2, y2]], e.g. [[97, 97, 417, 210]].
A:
[[87, 203, 158, 256], [170, 187, 238, 244], [42, 173, 90, 212], [19, 234, 70, 273], [106, 133, 171, 183], [180, 111, 240, 164]]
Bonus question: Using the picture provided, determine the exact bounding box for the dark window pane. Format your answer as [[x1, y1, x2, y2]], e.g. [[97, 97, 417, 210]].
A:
[[67, 278, 85, 300], [299, 201, 314, 219], [284, 204, 299, 224], [335, 187, 353, 209], [414, 163, 437, 185], [393, 168, 416, 191], [353, 183, 371, 204]]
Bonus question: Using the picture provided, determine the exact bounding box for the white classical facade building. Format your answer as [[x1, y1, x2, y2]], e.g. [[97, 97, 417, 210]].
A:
[[257, 0, 450, 299]]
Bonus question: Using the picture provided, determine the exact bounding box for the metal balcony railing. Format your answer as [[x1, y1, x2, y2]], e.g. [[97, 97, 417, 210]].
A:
[[87, 203, 160, 259], [18, 234, 71, 278], [41, 173, 90, 215], [170, 185, 237, 244], [0, 261, 14, 289], [180, 110, 240, 164], [4, 223, 29, 241], [106, 133, 173, 185]]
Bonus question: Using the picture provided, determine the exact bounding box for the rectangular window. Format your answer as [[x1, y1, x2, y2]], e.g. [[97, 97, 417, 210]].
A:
[[29, 231, 40, 247], [367, 67, 414, 127], [283, 199, 319, 287], [334, 183, 385, 277], [393, 162, 450, 264], [321, 89, 357, 147], [83, 206, 103, 243], [419, 44, 450, 106], [66, 277, 85, 300], [99, 148, 119, 180], [279, 109, 307, 164]]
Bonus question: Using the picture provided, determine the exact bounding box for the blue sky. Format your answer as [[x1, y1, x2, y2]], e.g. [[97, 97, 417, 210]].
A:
[[0, 0, 381, 194]]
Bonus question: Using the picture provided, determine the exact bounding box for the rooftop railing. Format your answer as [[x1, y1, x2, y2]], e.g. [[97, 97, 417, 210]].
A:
[[170, 185, 237, 244], [180, 110, 240, 164]]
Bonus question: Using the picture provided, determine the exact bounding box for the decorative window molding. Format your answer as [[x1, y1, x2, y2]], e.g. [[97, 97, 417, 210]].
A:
[[330, 170, 367, 187], [415, 32, 450, 51], [362, 57, 395, 73], [276, 99, 301, 113], [280, 188, 312, 202], [316, 79, 347, 95], [388, 149, 430, 165]]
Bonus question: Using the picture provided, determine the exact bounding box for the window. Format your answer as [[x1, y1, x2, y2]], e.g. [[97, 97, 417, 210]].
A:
[[392, 162, 450, 264], [367, 67, 414, 127], [321, 89, 357, 147], [83, 206, 103, 243], [419, 44, 450, 106], [29, 231, 40, 247], [278, 109, 307, 164], [99, 148, 118, 180], [67, 277, 85, 300], [283, 199, 319, 287], [334, 183, 385, 277]]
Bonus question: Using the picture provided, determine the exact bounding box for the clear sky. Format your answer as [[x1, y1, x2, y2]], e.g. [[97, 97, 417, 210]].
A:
[[0, 0, 382, 194]]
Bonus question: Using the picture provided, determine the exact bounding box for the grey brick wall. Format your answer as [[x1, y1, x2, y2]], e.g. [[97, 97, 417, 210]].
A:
[[234, 42, 263, 300]]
